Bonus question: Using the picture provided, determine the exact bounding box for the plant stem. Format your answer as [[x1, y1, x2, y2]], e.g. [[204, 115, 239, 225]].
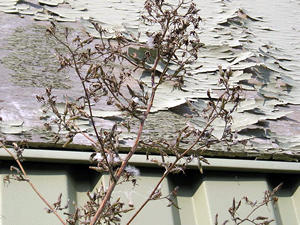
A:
[[89, 85, 156, 225], [51, 33, 116, 182], [0, 142, 67, 225], [126, 112, 217, 224]]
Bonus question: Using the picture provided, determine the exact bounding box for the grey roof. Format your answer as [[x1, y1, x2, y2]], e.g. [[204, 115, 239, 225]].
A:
[[1, 0, 300, 161]]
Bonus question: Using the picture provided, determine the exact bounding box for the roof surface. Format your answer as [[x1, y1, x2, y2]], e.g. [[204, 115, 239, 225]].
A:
[[0, 0, 300, 161]]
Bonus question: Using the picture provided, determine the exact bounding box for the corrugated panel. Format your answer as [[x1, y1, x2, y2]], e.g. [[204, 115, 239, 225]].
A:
[[273, 178, 300, 225], [0, 162, 299, 225]]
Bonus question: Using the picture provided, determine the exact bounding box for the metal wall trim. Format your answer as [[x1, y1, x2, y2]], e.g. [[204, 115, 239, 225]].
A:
[[0, 148, 299, 173]]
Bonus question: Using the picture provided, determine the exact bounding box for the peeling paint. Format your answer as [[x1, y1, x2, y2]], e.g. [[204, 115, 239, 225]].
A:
[[0, 0, 300, 160], [0, 25, 71, 88]]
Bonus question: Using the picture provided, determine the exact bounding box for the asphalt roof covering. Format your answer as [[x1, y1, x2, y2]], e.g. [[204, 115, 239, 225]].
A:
[[0, 0, 300, 161]]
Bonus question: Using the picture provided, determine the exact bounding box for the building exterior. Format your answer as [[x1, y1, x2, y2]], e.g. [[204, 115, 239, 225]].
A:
[[0, 0, 299, 224]]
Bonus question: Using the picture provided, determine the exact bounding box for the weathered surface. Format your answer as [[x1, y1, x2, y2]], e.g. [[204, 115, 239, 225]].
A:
[[0, 0, 300, 161]]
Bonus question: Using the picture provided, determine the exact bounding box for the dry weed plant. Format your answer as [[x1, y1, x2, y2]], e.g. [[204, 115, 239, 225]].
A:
[[0, 0, 281, 224], [215, 183, 282, 225]]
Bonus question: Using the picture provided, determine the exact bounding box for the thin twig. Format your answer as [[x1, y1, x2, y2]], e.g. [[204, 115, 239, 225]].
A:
[[51, 34, 116, 182], [126, 110, 218, 224], [89, 61, 160, 225], [89, 25, 165, 223], [0, 142, 67, 225]]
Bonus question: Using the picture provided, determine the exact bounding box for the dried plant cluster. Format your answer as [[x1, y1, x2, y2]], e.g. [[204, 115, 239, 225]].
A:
[[0, 0, 280, 225], [215, 184, 282, 225]]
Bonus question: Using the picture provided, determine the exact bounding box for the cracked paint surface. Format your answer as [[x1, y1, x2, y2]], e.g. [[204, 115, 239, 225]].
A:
[[0, 0, 300, 161]]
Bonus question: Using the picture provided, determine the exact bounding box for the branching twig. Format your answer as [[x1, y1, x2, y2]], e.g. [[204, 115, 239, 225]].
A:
[[0, 142, 67, 225], [126, 108, 219, 224]]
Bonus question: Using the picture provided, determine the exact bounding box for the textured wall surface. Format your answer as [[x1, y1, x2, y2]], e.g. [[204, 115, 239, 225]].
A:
[[0, 0, 300, 160]]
